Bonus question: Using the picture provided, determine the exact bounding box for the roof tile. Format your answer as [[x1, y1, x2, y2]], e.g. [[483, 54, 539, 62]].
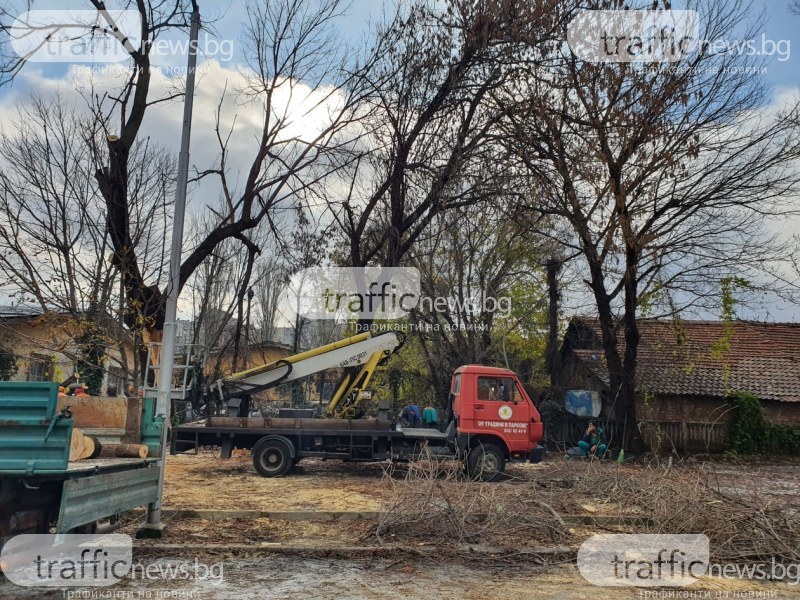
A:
[[567, 318, 800, 403]]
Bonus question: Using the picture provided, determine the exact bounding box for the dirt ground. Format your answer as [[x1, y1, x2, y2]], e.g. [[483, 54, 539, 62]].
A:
[[126, 451, 800, 552], [158, 451, 800, 517], [3, 453, 799, 599], [3, 556, 798, 600], [158, 450, 635, 515], [161, 451, 390, 512]]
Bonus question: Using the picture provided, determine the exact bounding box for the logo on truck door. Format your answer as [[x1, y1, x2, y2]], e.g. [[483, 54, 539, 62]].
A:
[[498, 405, 513, 420]]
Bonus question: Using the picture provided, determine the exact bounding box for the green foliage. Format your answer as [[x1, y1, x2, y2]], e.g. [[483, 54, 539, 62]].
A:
[[499, 277, 550, 388], [378, 334, 440, 410], [727, 392, 768, 453], [711, 277, 751, 388], [638, 280, 666, 319], [727, 392, 800, 455], [0, 345, 17, 381], [537, 393, 567, 440], [76, 325, 106, 395]]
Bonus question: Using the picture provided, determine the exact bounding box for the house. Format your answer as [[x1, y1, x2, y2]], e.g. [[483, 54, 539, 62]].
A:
[[557, 317, 800, 452], [209, 340, 295, 376], [0, 305, 135, 392]]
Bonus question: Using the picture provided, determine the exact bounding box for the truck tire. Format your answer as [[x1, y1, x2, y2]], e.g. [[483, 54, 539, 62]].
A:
[[252, 437, 294, 477], [466, 444, 505, 482]]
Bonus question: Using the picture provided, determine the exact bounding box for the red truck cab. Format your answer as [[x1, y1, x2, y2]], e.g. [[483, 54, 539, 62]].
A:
[[451, 365, 544, 477]]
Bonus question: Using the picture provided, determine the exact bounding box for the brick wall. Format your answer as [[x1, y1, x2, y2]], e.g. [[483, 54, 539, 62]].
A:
[[638, 394, 800, 427], [638, 394, 735, 425], [762, 401, 800, 427]]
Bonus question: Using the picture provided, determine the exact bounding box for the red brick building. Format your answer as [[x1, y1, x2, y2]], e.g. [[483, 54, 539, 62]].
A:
[[557, 317, 800, 452]]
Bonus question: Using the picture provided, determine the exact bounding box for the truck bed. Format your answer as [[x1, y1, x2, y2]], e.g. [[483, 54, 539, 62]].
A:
[[205, 416, 396, 431], [171, 418, 450, 461], [397, 427, 448, 440], [64, 457, 156, 475], [1, 457, 157, 479]]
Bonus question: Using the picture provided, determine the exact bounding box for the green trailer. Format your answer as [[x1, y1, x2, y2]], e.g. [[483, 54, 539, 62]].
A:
[[0, 382, 162, 543]]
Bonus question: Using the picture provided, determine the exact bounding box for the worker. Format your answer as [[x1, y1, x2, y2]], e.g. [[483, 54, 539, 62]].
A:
[[58, 386, 68, 398], [401, 404, 422, 427], [422, 406, 438, 428], [577, 421, 607, 458]]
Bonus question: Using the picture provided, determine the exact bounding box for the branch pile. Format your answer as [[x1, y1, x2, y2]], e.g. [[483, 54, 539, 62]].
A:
[[368, 455, 568, 551], [571, 460, 800, 564]]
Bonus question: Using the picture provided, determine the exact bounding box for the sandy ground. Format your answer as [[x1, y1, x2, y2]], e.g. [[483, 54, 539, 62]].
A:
[[162, 451, 390, 512], [2, 454, 799, 599], [158, 451, 606, 515], [158, 452, 800, 517], [3, 557, 798, 600]]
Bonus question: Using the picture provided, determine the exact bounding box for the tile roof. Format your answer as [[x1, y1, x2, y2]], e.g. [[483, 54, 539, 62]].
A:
[[566, 318, 800, 403]]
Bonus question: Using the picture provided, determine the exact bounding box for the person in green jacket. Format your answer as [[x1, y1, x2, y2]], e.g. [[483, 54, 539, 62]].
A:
[[577, 421, 607, 458]]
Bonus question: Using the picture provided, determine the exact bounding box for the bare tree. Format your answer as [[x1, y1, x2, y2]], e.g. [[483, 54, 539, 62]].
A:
[[327, 0, 562, 281], [407, 201, 549, 402], [0, 93, 175, 388], [505, 0, 800, 448], [189, 0, 362, 312], [251, 260, 287, 345], [1, 0, 359, 359]]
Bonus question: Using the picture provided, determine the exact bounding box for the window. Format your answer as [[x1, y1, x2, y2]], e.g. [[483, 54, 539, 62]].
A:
[[451, 374, 461, 394], [477, 377, 516, 402], [26, 356, 49, 382], [106, 366, 127, 394]]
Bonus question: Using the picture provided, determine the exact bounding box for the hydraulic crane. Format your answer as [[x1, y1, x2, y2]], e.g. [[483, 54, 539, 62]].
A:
[[212, 331, 404, 419]]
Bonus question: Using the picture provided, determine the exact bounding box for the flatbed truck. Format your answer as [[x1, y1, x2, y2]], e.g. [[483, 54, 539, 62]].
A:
[[172, 332, 544, 479], [0, 382, 163, 543]]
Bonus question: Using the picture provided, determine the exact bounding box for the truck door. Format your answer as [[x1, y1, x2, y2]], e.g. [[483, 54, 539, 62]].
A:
[[474, 375, 530, 448], [450, 373, 462, 423]]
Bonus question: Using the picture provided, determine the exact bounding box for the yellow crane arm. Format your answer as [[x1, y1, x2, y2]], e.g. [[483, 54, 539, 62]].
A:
[[215, 331, 404, 417]]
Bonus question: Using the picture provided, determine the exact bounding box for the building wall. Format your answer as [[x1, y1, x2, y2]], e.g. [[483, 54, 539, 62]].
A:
[[638, 394, 734, 425], [212, 344, 292, 375], [0, 318, 134, 392], [558, 353, 800, 452], [553, 356, 610, 444], [761, 402, 800, 427], [638, 394, 800, 427], [558, 359, 613, 413]]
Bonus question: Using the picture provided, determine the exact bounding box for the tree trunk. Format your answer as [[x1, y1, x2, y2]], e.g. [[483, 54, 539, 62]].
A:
[[546, 257, 562, 388]]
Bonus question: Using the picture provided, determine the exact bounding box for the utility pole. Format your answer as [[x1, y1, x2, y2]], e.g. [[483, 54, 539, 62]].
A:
[[244, 287, 254, 371], [140, 2, 200, 537]]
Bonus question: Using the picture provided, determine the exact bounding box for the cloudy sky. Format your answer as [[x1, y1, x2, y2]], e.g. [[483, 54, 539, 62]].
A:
[[0, 0, 798, 321]]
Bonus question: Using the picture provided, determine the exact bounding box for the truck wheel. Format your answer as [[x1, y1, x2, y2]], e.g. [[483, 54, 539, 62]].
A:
[[467, 444, 505, 482], [252, 438, 293, 477]]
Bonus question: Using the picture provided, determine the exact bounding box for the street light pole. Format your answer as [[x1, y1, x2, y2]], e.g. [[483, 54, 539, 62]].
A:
[[244, 287, 254, 371], [142, 2, 200, 535]]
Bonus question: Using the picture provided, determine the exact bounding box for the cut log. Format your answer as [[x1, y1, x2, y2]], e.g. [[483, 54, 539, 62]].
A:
[[97, 443, 149, 459], [79, 435, 96, 460], [86, 435, 102, 459], [69, 428, 86, 462], [68, 429, 101, 461]]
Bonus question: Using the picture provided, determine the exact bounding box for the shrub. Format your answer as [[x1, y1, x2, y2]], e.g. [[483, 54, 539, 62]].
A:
[[727, 392, 800, 454]]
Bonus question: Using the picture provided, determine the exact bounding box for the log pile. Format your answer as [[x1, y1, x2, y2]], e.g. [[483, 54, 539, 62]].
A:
[[68, 428, 148, 461]]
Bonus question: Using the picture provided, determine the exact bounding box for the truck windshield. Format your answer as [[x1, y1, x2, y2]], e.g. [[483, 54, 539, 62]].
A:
[[452, 374, 461, 394], [477, 377, 515, 402]]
